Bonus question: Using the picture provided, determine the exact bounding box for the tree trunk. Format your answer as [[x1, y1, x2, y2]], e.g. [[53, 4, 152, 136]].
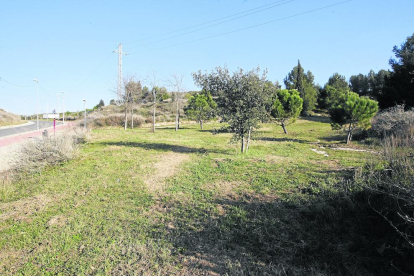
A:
[[131, 106, 134, 129], [124, 104, 128, 131], [152, 100, 156, 133], [246, 127, 251, 153], [347, 123, 352, 144], [241, 136, 245, 153], [200, 120, 203, 129], [281, 122, 288, 134], [175, 99, 179, 132]]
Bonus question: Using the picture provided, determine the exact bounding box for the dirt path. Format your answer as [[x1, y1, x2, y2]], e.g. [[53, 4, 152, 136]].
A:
[[144, 152, 191, 192]]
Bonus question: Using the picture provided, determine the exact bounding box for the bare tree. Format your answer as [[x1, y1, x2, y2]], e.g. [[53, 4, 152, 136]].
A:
[[125, 78, 142, 129], [147, 72, 159, 133], [167, 73, 186, 131]]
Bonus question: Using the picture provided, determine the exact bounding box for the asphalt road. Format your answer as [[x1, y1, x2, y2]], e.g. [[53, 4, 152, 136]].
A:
[[0, 121, 63, 138]]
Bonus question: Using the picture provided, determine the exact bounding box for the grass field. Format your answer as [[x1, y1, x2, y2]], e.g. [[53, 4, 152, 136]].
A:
[[1, 116, 397, 275]]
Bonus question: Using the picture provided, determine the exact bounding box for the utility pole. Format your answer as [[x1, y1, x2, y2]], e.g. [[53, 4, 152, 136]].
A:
[[46, 100, 49, 121], [114, 43, 127, 103], [61, 91, 65, 123], [83, 99, 86, 129], [57, 93, 60, 121], [33, 79, 39, 130]]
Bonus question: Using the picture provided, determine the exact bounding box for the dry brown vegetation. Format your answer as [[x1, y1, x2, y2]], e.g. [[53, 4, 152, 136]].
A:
[[0, 109, 23, 127]]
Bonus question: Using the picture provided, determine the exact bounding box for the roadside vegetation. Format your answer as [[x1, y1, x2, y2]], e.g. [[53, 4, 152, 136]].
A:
[[0, 109, 25, 127]]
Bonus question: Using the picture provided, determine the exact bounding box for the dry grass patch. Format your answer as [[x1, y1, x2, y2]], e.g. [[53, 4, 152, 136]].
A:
[[47, 215, 68, 228], [0, 194, 59, 222], [144, 152, 191, 192], [204, 181, 244, 199]]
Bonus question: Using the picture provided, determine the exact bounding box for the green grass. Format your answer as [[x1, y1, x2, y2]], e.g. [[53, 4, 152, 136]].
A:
[[0, 117, 395, 275]]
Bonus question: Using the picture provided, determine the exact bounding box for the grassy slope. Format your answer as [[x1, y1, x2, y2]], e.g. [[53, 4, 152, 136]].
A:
[[0, 109, 24, 127], [0, 117, 393, 275]]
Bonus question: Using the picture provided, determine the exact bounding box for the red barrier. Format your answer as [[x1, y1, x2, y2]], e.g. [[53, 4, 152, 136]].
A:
[[0, 123, 73, 148]]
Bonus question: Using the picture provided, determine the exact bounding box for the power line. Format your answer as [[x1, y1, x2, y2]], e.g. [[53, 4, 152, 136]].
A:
[[126, 0, 293, 51], [123, 0, 290, 45], [128, 0, 352, 56], [38, 83, 52, 97], [68, 51, 114, 92], [0, 77, 34, 88]]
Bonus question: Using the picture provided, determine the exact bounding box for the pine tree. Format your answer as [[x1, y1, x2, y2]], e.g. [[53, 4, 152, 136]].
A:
[[271, 89, 303, 134], [329, 92, 378, 144]]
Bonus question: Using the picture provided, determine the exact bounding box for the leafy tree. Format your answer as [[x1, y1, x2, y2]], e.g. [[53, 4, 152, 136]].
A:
[[271, 89, 303, 134], [184, 90, 217, 129], [193, 67, 271, 153], [329, 92, 378, 144], [109, 99, 116, 105], [379, 33, 414, 109], [284, 60, 317, 115]]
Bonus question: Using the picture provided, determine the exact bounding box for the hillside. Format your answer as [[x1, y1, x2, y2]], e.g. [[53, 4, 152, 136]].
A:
[[0, 109, 23, 127], [87, 97, 190, 127]]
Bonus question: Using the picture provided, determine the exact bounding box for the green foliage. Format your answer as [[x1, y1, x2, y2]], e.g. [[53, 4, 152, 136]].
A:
[[318, 85, 349, 110], [379, 33, 414, 108], [284, 60, 317, 115], [193, 67, 271, 152], [93, 99, 105, 110], [329, 92, 378, 143], [349, 69, 390, 99], [327, 73, 349, 90], [109, 99, 116, 105], [161, 93, 170, 101], [184, 90, 217, 129], [270, 89, 303, 134]]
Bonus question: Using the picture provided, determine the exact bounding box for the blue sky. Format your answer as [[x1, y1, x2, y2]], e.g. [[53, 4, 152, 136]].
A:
[[1, 0, 413, 115]]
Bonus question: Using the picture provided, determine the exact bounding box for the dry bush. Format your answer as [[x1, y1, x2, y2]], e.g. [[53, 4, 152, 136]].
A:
[[10, 127, 88, 175], [371, 105, 414, 138], [90, 114, 144, 128], [358, 132, 414, 255]]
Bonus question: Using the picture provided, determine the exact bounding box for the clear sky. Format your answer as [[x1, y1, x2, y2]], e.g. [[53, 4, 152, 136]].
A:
[[1, 0, 413, 115]]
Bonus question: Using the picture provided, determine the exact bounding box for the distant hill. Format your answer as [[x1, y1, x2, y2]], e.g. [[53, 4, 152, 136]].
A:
[[0, 109, 23, 127]]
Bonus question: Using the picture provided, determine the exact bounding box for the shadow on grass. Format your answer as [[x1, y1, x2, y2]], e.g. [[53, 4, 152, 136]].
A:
[[97, 141, 229, 155], [256, 137, 313, 144], [301, 116, 332, 124], [164, 191, 413, 275]]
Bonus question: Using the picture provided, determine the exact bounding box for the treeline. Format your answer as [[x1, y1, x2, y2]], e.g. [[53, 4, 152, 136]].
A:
[[102, 33, 412, 152]]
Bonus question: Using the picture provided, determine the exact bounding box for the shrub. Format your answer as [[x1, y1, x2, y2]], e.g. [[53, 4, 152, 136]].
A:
[[371, 105, 414, 138], [91, 114, 144, 128], [355, 132, 414, 270], [10, 127, 88, 174]]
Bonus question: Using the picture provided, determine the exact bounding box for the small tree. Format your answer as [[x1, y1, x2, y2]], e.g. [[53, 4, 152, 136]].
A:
[[193, 67, 271, 153], [329, 92, 378, 144], [271, 89, 303, 134], [167, 74, 186, 131], [184, 90, 217, 129], [146, 72, 159, 133], [284, 60, 318, 115]]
